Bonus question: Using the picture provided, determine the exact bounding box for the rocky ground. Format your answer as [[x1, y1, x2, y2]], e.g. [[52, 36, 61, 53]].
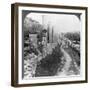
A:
[[23, 38, 80, 79]]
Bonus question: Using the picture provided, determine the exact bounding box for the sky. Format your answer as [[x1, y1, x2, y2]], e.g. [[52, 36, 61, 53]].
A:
[[26, 13, 81, 34]]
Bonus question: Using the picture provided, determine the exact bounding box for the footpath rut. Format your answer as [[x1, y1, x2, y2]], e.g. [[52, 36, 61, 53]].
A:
[[57, 48, 72, 76]]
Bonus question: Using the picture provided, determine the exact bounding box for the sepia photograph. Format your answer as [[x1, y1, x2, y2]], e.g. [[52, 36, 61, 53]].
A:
[[23, 12, 81, 79], [11, 3, 87, 87]]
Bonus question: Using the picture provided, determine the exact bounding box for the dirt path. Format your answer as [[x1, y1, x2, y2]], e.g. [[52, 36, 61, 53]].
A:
[[57, 48, 72, 76]]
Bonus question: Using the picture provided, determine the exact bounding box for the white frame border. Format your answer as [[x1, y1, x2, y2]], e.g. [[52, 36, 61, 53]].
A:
[[18, 6, 86, 84]]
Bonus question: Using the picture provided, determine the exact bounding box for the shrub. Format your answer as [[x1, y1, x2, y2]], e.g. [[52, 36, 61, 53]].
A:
[[35, 44, 63, 76]]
